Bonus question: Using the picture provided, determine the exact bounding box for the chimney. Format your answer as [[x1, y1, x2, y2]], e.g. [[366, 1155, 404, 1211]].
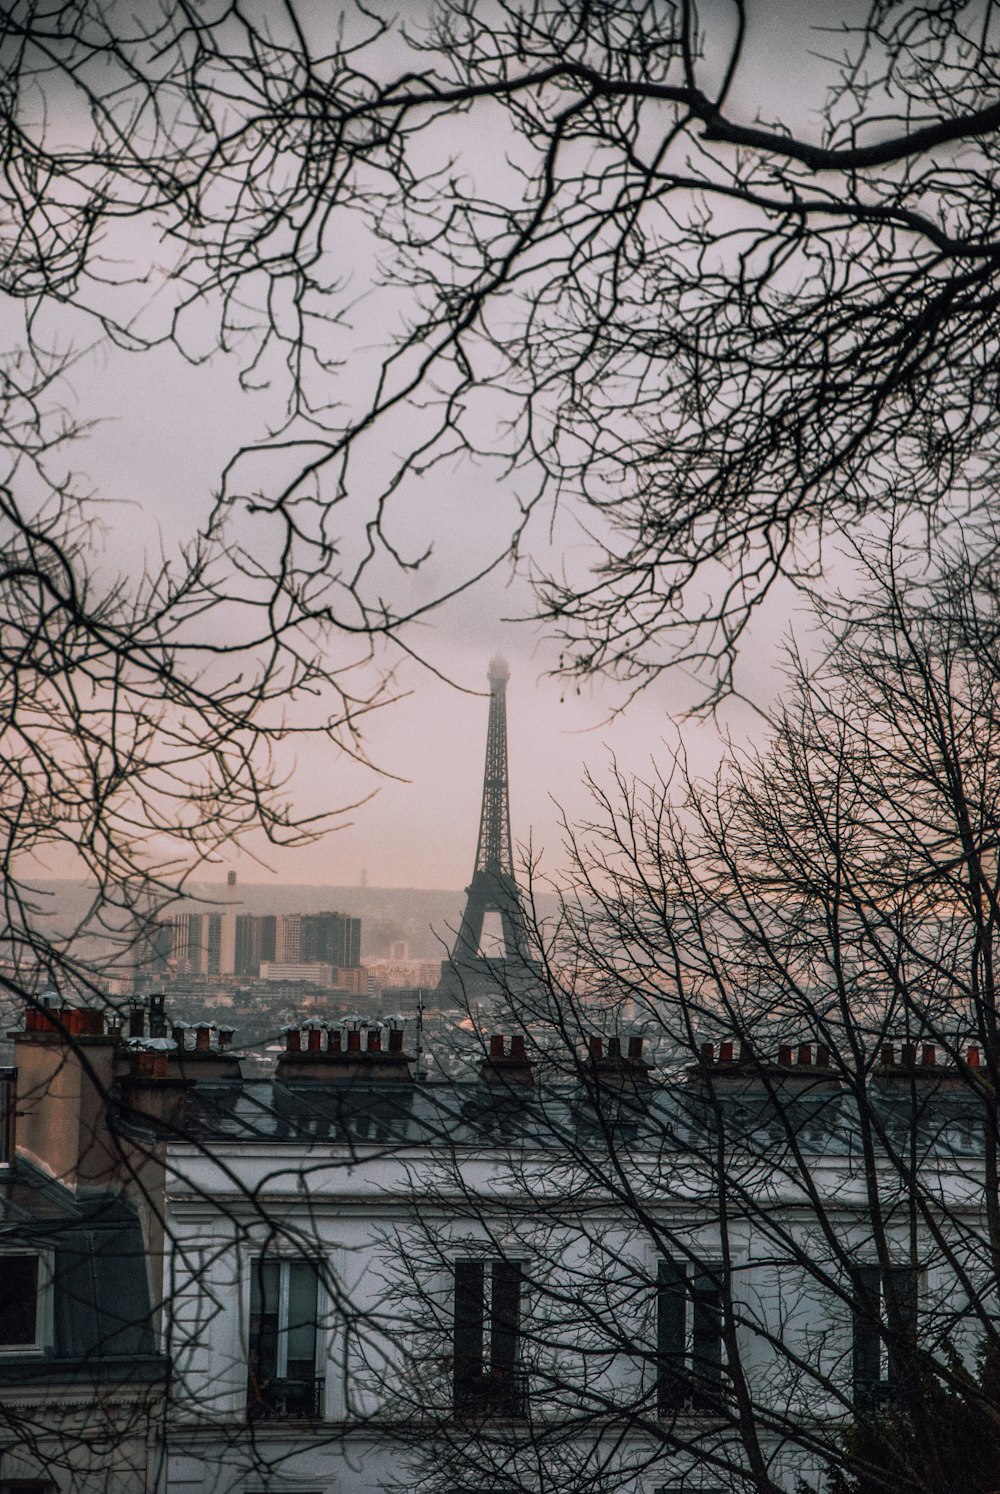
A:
[[12, 1002, 122, 1189], [587, 1031, 652, 1091], [168, 1021, 242, 1081], [119, 1041, 189, 1130], [479, 1033, 535, 1087], [148, 994, 168, 1039], [275, 1018, 413, 1082]]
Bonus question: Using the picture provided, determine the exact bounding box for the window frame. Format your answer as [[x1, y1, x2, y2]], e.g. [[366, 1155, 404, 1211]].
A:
[[851, 1262, 920, 1407], [452, 1256, 526, 1419], [656, 1256, 726, 1415], [245, 1254, 325, 1422], [0, 1250, 53, 1356]]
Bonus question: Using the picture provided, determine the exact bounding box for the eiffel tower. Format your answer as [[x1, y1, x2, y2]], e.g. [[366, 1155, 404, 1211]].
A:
[[437, 656, 538, 1000]]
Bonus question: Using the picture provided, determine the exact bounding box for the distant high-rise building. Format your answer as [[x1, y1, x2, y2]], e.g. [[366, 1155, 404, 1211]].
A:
[[258, 915, 276, 965], [204, 914, 222, 975], [275, 913, 302, 964], [234, 914, 259, 978], [301, 912, 361, 969], [219, 870, 238, 975], [160, 906, 359, 980], [160, 910, 223, 975]]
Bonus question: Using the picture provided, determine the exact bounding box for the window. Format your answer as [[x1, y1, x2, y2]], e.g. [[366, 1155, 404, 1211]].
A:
[[656, 1259, 724, 1414], [453, 1259, 526, 1418], [247, 1258, 323, 1420], [0, 1254, 44, 1352], [852, 1264, 918, 1408]]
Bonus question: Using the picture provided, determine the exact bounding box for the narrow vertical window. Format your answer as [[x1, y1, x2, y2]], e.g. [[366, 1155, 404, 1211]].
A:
[[656, 1259, 687, 1413], [0, 1255, 40, 1349], [852, 1264, 918, 1407], [656, 1259, 724, 1413], [247, 1258, 321, 1420], [453, 1258, 525, 1417], [453, 1259, 485, 1409]]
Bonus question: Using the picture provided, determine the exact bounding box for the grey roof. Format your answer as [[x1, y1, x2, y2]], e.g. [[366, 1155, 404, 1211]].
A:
[[0, 1160, 165, 1384], [160, 1073, 987, 1162]]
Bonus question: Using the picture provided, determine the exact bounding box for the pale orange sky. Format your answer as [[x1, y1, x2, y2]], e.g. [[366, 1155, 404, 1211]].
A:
[[27, 0, 853, 888]]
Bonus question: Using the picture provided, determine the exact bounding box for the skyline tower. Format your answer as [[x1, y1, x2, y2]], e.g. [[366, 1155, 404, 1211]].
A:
[[438, 655, 537, 1000]]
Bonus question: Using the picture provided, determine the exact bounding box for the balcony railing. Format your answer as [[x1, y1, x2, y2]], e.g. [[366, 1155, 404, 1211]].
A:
[[247, 1374, 324, 1421], [453, 1369, 529, 1420]]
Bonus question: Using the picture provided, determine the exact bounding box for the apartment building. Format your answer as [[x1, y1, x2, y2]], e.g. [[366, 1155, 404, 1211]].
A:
[[3, 1002, 994, 1494]]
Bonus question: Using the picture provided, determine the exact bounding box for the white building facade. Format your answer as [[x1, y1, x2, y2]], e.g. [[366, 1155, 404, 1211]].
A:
[[153, 1029, 994, 1494]]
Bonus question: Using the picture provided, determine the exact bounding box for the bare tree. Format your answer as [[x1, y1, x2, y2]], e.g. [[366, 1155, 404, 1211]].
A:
[[3, 2, 1000, 697], [365, 534, 1000, 1494]]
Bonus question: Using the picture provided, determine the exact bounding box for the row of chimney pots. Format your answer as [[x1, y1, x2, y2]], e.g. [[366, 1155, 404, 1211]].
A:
[[698, 1040, 983, 1069], [18, 1002, 989, 1074]]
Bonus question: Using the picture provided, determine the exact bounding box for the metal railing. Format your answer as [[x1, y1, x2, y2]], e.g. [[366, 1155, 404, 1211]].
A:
[[453, 1368, 529, 1420], [247, 1374, 324, 1421]]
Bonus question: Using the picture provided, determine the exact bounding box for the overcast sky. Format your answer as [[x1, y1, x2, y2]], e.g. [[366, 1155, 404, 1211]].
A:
[[31, 1, 855, 891]]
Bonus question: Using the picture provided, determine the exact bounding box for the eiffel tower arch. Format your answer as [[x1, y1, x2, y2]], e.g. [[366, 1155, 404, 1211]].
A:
[[437, 656, 539, 1001]]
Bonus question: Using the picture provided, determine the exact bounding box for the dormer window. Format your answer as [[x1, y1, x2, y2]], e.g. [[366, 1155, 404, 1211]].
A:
[[0, 1252, 48, 1353]]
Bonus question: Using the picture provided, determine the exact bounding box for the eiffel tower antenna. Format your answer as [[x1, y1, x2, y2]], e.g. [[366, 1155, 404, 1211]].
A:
[[438, 656, 534, 997]]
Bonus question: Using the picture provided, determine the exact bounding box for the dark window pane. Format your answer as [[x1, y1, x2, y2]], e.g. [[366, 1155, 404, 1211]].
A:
[[249, 1259, 281, 1392], [285, 1261, 318, 1372], [454, 1260, 485, 1405], [0, 1256, 38, 1346], [885, 1267, 918, 1387], [691, 1265, 723, 1406], [852, 1263, 884, 1403], [490, 1261, 521, 1378], [657, 1259, 688, 1412]]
